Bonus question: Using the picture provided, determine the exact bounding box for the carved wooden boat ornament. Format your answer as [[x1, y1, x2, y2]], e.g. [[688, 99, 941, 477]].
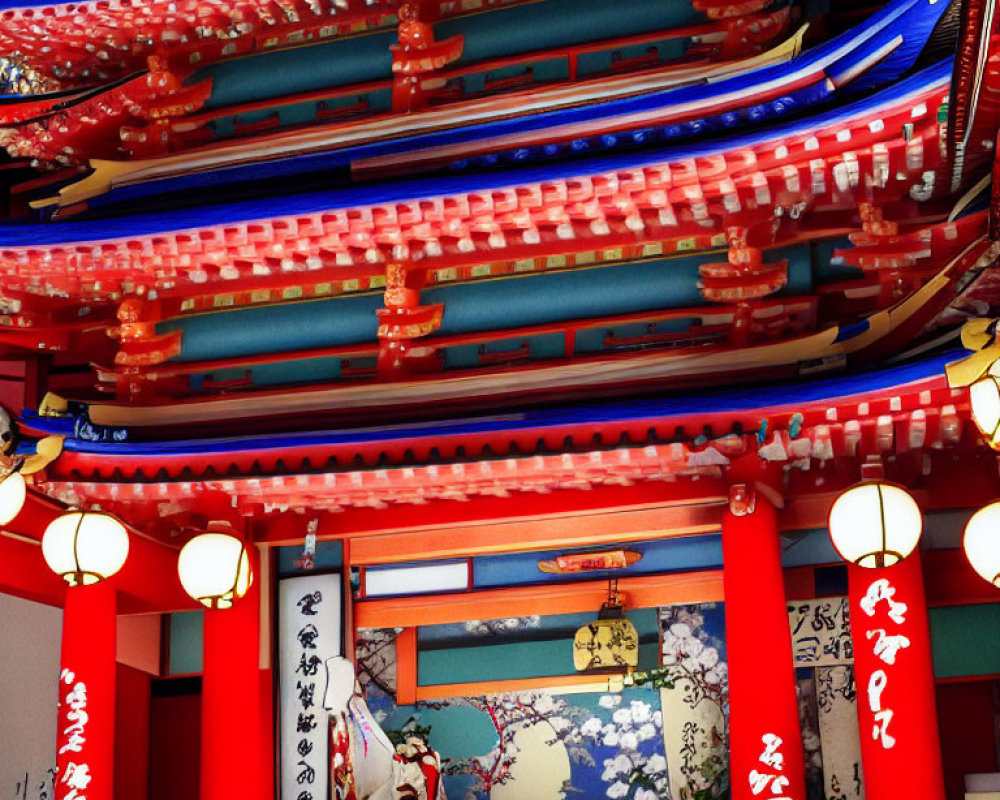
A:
[[538, 550, 642, 573]]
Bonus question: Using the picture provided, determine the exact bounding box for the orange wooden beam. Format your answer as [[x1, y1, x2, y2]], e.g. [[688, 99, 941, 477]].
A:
[[351, 502, 725, 565], [354, 570, 724, 628], [396, 627, 417, 705], [347, 489, 860, 566], [415, 673, 621, 701]]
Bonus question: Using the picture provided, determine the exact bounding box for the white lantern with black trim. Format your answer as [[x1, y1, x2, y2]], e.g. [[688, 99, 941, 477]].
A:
[[964, 502, 1000, 587], [0, 470, 26, 526], [42, 510, 130, 586], [177, 532, 252, 609], [828, 482, 923, 568]]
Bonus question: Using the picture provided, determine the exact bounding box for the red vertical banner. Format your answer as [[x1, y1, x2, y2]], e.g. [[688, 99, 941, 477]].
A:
[[202, 552, 262, 800], [723, 495, 807, 800], [848, 553, 945, 800], [56, 581, 117, 800]]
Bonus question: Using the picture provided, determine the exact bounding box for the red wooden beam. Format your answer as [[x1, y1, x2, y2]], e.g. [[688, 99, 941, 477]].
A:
[[6, 489, 196, 613], [0, 534, 67, 606], [258, 479, 730, 545]]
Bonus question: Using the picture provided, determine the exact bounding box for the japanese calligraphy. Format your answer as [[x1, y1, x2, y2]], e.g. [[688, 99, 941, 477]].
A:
[[12, 768, 56, 800], [860, 578, 909, 749], [860, 579, 907, 624], [296, 654, 322, 677], [296, 681, 316, 710], [296, 625, 319, 650], [866, 629, 910, 665], [280, 574, 342, 800], [787, 598, 853, 666], [296, 591, 323, 616], [56, 669, 91, 800], [748, 734, 792, 800]]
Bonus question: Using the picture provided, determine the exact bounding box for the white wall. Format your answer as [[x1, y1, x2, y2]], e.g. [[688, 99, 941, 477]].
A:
[[0, 592, 61, 800]]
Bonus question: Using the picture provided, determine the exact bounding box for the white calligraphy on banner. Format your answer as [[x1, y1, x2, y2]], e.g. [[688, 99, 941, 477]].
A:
[[749, 733, 792, 800], [58, 668, 90, 800], [860, 578, 910, 750], [278, 573, 342, 800]]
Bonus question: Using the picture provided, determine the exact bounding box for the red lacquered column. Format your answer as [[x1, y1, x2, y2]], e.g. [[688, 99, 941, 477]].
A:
[[848, 552, 945, 800], [201, 569, 262, 800], [724, 493, 807, 800], [56, 581, 116, 800]]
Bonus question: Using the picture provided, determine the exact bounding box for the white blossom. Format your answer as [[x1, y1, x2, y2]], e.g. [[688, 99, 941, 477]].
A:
[[643, 754, 667, 775], [533, 694, 555, 714], [549, 715, 570, 733], [637, 723, 658, 742], [602, 754, 632, 779], [629, 700, 652, 724], [606, 780, 630, 799]]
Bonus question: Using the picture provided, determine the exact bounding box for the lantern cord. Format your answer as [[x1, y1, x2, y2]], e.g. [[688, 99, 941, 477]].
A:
[[72, 511, 84, 578], [877, 484, 887, 569]]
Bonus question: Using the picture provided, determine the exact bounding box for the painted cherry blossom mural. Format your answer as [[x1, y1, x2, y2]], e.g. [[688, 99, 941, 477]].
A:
[[656, 603, 730, 800], [351, 599, 862, 800], [356, 623, 672, 799]]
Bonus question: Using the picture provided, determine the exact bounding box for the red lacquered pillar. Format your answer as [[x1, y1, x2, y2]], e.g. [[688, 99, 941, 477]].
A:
[[723, 492, 807, 800], [56, 581, 116, 800], [201, 567, 262, 800], [848, 552, 945, 800]]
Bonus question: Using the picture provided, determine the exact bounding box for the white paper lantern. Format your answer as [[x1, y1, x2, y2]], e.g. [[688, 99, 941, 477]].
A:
[[177, 532, 252, 609], [970, 362, 1000, 449], [0, 471, 26, 525], [828, 482, 922, 568], [964, 502, 1000, 587], [42, 511, 129, 586]]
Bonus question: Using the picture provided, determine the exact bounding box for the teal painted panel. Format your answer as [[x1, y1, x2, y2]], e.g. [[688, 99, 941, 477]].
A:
[[780, 529, 841, 567], [437, 0, 703, 64], [161, 243, 815, 363], [930, 604, 1000, 679], [168, 611, 204, 675], [418, 639, 659, 685], [160, 292, 384, 362], [277, 541, 343, 578], [419, 608, 660, 646]]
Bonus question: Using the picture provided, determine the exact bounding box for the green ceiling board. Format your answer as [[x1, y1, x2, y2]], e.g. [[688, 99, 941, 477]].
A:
[[929, 604, 1000, 679]]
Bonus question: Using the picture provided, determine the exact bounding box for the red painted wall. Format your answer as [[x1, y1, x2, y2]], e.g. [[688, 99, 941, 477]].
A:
[[115, 664, 151, 800], [936, 680, 999, 800], [260, 668, 275, 798], [148, 685, 201, 800]]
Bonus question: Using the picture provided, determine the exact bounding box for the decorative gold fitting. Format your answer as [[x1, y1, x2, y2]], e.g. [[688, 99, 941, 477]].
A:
[[728, 483, 756, 516]]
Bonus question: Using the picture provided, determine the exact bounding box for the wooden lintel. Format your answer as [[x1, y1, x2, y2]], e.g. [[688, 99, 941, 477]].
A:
[[256, 479, 731, 546], [353, 570, 724, 628], [396, 627, 417, 705], [416, 673, 620, 701], [350, 501, 725, 565]]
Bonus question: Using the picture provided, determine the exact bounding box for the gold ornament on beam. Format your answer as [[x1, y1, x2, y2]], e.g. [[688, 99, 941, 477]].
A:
[[946, 318, 1000, 448], [945, 318, 1000, 386], [573, 579, 639, 673]]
